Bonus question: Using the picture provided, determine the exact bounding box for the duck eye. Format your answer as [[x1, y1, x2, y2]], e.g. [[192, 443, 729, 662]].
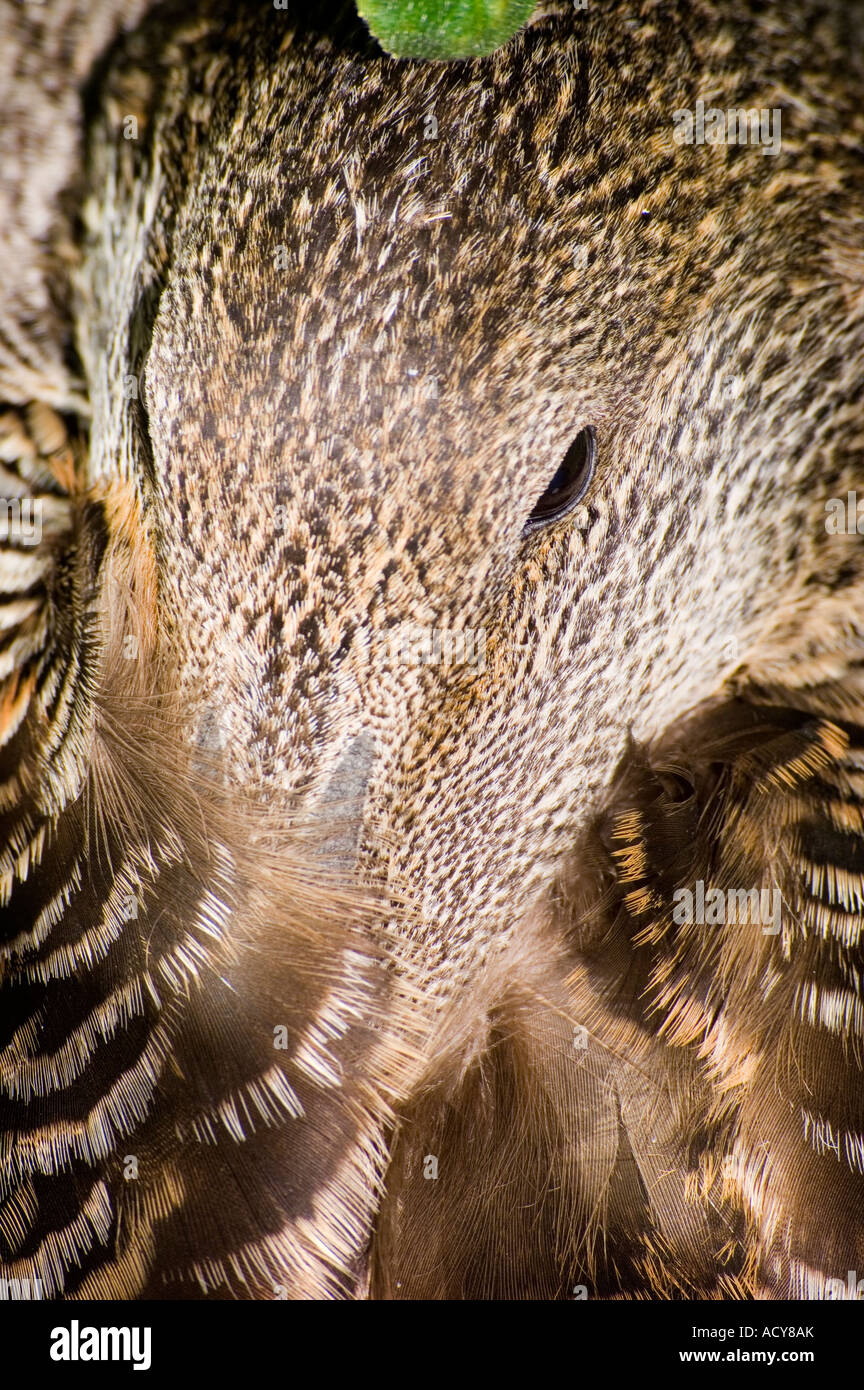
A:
[[524, 426, 596, 534]]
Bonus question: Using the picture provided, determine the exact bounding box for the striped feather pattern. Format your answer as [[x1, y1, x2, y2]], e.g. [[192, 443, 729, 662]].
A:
[[582, 691, 864, 1298], [0, 411, 416, 1299], [371, 688, 864, 1298], [1, 0, 862, 1304]]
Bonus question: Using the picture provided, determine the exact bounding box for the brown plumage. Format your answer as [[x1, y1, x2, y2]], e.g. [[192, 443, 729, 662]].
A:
[[373, 696, 864, 1298], [0, 0, 863, 1299]]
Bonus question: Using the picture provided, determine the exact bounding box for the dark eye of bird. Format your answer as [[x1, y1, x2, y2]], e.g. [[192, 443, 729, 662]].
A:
[[524, 426, 597, 534]]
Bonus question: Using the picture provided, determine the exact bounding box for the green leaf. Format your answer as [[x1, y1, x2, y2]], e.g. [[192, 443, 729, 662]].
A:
[[357, 0, 536, 59]]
